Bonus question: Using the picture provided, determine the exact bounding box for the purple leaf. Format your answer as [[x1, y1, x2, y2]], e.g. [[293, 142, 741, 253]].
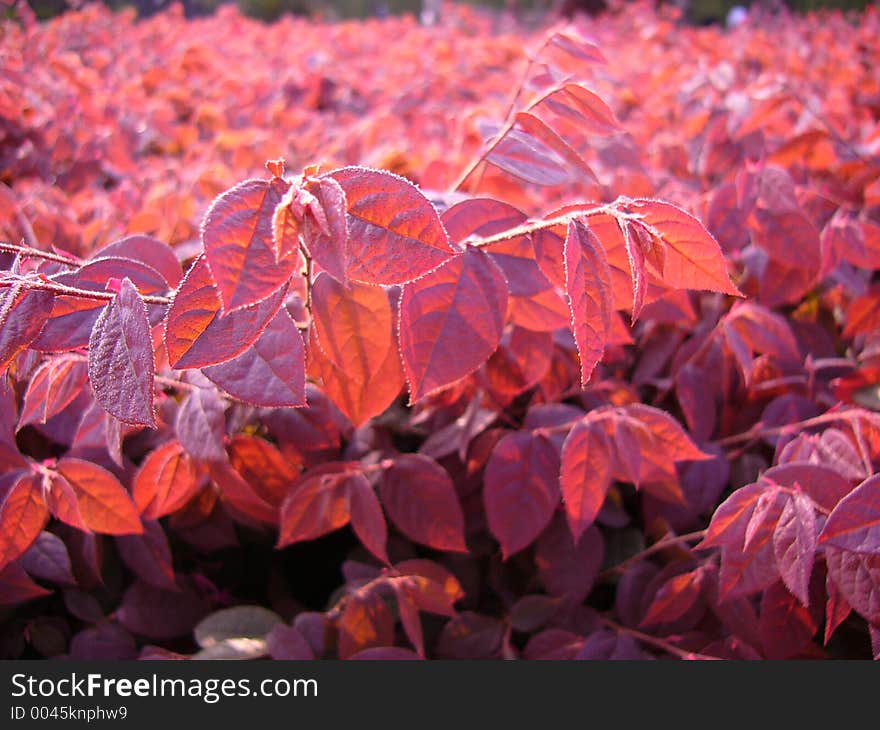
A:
[[88, 277, 156, 427]]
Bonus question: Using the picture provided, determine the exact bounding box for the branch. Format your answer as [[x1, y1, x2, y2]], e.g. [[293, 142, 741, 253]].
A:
[[599, 616, 722, 661], [599, 530, 708, 581], [0, 241, 82, 267], [0, 277, 172, 307]]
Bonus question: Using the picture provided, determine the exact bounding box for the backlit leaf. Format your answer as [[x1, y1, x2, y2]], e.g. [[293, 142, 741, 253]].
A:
[[54, 458, 143, 535], [337, 589, 395, 660], [277, 463, 354, 547], [133, 440, 199, 519], [302, 176, 348, 283], [400, 247, 507, 401], [164, 255, 287, 369], [559, 421, 612, 541], [773, 491, 817, 606], [563, 220, 612, 386], [379, 454, 467, 553], [18, 355, 89, 429], [484, 431, 560, 558], [202, 307, 306, 408], [308, 326, 404, 428], [820, 474, 880, 555], [0, 286, 53, 373], [202, 177, 296, 311], [0, 472, 49, 571], [174, 386, 226, 462], [346, 473, 388, 565], [626, 199, 742, 296], [311, 273, 392, 376], [88, 277, 156, 427], [326, 166, 457, 285]]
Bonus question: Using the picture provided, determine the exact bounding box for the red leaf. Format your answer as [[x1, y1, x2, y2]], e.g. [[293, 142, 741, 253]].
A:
[[18, 355, 89, 429], [576, 630, 649, 660], [759, 463, 853, 513], [19, 531, 75, 586], [348, 647, 421, 660], [266, 623, 315, 660], [311, 273, 392, 377], [0, 562, 52, 605], [535, 516, 604, 602], [0, 286, 53, 373], [115, 519, 176, 590], [559, 421, 612, 541], [523, 628, 583, 660], [302, 176, 349, 283], [164, 255, 287, 369], [564, 220, 612, 386], [133, 440, 199, 519], [540, 83, 619, 134], [621, 220, 649, 321], [308, 327, 404, 428], [95, 234, 182, 289], [640, 569, 705, 628], [843, 286, 880, 339], [174, 386, 226, 462], [546, 30, 608, 67], [202, 306, 306, 408], [773, 491, 818, 606], [326, 167, 457, 285], [513, 111, 597, 183], [723, 301, 801, 366], [390, 577, 427, 656], [207, 460, 276, 526], [54, 458, 143, 535], [483, 431, 560, 558], [824, 545, 880, 625], [751, 207, 821, 274], [44, 472, 88, 532], [117, 579, 209, 640], [820, 473, 880, 555], [346, 473, 388, 565], [277, 463, 354, 547], [436, 612, 505, 659], [33, 257, 168, 352], [759, 581, 817, 659], [400, 247, 507, 401], [379, 454, 467, 553], [87, 277, 156, 427], [337, 590, 395, 659], [442, 197, 526, 248], [202, 177, 296, 311], [699, 482, 764, 551], [393, 559, 465, 615], [483, 326, 554, 397], [226, 435, 295, 508], [484, 121, 570, 186], [0, 472, 49, 570], [626, 199, 742, 296], [824, 570, 851, 645]]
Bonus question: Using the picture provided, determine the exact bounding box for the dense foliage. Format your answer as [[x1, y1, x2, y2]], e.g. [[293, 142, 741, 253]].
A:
[[1, 1, 879, 660]]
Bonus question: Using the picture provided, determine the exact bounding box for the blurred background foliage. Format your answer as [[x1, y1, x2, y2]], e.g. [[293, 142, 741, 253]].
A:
[[19, 0, 876, 25]]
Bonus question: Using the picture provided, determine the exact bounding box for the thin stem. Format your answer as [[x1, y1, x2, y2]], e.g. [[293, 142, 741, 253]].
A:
[[0, 277, 171, 306], [464, 203, 616, 248], [301, 245, 314, 324], [154, 375, 197, 393], [599, 530, 707, 581], [716, 411, 845, 446], [448, 40, 559, 195], [0, 241, 81, 267], [599, 617, 722, 661]]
